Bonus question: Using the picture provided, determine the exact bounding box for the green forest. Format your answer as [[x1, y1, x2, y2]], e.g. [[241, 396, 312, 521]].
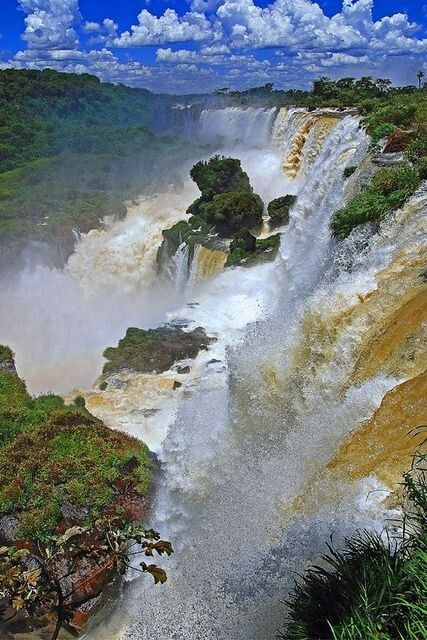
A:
[[0, 69, 197, 269]]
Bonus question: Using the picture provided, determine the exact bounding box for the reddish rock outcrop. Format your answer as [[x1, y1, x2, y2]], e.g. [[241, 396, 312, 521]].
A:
[[383, 132, 411, 153]]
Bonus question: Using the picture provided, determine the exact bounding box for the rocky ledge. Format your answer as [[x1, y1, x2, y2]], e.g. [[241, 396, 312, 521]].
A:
[[102, 325, 215, 376]]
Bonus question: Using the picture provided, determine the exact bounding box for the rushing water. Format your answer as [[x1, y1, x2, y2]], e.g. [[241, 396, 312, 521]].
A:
[[81, 109, 416, 640], [1, 105, 425, 639]]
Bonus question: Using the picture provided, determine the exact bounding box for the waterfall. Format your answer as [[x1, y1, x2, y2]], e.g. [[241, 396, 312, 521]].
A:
[[158, 107, 360, 293], [84, 114, 405, 640], [3, 102, 423, 639], [188, 246, 228, 285], [198, 106, 277, 148]]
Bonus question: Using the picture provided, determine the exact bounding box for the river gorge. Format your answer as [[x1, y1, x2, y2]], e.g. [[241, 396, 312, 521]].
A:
[[0, 104, 425, 639]]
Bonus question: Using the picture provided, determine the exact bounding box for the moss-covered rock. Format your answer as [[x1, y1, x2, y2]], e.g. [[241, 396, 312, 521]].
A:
[[226, 231, 280, 267], [267, 195, 296, 227], [201, 191, 263, 234], [103, 325, 214, 375], [156, 216, 217, 271]]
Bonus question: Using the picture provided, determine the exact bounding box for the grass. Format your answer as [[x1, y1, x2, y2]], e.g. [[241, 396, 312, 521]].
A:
[[279, 434, 427, 640], [0, 347, 153, 541]]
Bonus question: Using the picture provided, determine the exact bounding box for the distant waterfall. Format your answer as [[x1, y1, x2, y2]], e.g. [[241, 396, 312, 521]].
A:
[[198, 106, 277, 148]]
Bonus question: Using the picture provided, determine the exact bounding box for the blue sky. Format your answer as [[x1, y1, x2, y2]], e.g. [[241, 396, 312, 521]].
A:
[[1, 0, 426, 93]]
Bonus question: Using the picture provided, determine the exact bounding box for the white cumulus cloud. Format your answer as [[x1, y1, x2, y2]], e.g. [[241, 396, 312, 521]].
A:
[[18, 0, 81, 50], [112, 9, 213, 47]]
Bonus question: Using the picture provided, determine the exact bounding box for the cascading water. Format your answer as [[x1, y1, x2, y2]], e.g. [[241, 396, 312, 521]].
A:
[[82, 112, 417, 640], [2, 104, 424, 639], [198, 107, 277, 148]]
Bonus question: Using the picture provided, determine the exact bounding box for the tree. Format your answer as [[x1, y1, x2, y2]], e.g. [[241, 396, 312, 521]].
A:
[[417, 70, 425, 90], [336, 77, 355, 89], [0, 517, 173, 640], [313, 76, 337, 99], [375, 78, 392, 93]]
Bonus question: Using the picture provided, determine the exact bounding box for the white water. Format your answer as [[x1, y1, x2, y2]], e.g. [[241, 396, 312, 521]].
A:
[[198, 106, 277, 149], [2, 105, 413, 639], [77, 110, 406, 640]]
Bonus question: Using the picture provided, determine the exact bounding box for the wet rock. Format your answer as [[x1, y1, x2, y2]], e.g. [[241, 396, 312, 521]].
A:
[[176, 365, 190, 374], [267, 195, 296, 227], [207, 359, 222, 365], [61, 500, 89, 523], [372, 152, 405, 166], [0, 515, 19, 544], [142, 408, 160, 417], [103, 325, 214, 375], [173, 381, 182, 390]]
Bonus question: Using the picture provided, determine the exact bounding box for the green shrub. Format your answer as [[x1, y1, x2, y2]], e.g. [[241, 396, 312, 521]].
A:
[[0, 345, 13, 364], [202, 191, 263, 233], [280, 443, 427, 640], [415, 156, 427, 180], [406, 136, 427, 164], [371, 164, 419, 196], [370, 122, 398, 144], [189, 156, 251, 196]]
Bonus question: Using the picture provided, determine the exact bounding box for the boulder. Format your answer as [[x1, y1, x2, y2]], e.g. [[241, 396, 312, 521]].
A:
[[176, 365, 190, 374]]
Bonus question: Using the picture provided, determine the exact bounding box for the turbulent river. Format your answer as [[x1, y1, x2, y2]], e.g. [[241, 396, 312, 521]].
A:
[[1, 106, 426, 639]]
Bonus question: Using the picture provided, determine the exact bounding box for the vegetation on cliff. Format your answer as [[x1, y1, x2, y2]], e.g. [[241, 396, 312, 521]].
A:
[[0, 346, 173, 638], [331, 164, 421, 239], [103, 326, 214, 375], [0, 351, 153, 541], [280, 438, 427, 640]]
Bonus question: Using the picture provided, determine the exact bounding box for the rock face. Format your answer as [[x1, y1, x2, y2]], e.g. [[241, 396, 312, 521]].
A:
[[102, 325, 214, 375], [157, 156, 271, 277], [383, 131, 411, 153]]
